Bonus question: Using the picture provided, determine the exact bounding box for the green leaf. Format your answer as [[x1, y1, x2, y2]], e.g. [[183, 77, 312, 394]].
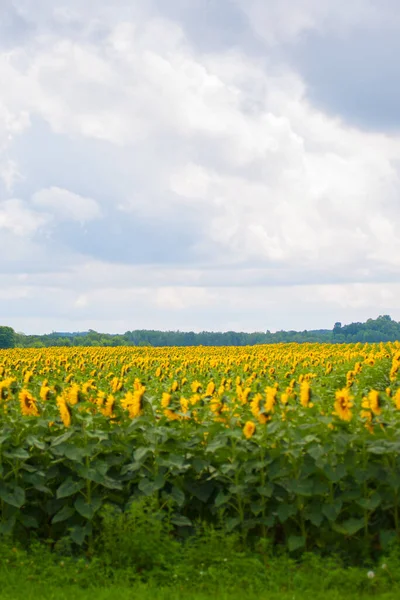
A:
[[19, 514, 39, 528], [3, 448, 30, 460], [120, 462, 141, 475], [323, 464, 347, 483], [367, 443, 389, 455], [340, 488, 362, 502], [20, 464, 36, 473], [0, 485, 25, 508], [304, 505, 323, 527], [52, 505, 76, 524], [70, 523, 92, 546], [138, 474, 165, 496], [288, 535, 306, 552], [74, 496, 102, 520], [205, 437, 228, 453], [63, 445, 87, 461], [312, 480, 330, 495], [75, 466, 122, 490], [266, 421, 281, 435], [56, 478, 85, 499], [357, 492, 381, 511], [380, 529, 397, 549], [260, 514, 275, 527], [25, 436, 46, 451], [322, 501, 342, 522], [34, 484, 53, 495], [100, 475, 123, 490], [0, 434, 11, 446], [277, 503, 297, 523], [257, 483, 274, 497], [215, 491, 230, 508], [164, 454, 185, 468], [353, 468, 369, 484], [133, 447, 151, 462], [225, 517, 241, 531], [307, 445, 325, 462], [388, 474, 400, 492], [170, 486, 185, 507], [230, 485, 249, 497], [185, 481, 214, 503], [171, 514, 192, 527], [333, 518, 364, 536], [290, 479, 314, 497], [192, 458, 209, 473], [250, 502, 263, 516], [0, 515, 16, 535], [51, 430, 74, 447], [220, 463, 236, 476]]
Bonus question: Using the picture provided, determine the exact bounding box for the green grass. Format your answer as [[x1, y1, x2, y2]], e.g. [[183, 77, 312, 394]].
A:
[[2, 501, 400, 600], [1, 540, 400, 600], [1, 578, 400, 600]]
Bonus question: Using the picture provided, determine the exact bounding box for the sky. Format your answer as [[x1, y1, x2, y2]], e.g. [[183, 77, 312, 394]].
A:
[[1, 0, 400, 335]]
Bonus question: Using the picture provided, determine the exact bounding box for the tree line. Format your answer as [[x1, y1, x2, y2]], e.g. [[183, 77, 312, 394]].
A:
[[1, 315, 400, 349]]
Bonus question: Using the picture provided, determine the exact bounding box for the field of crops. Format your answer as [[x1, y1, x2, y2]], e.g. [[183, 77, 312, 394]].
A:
[[1, 342, 400, 554]]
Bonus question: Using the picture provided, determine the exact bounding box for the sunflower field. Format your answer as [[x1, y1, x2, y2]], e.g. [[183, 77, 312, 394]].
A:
[[1, 342, 400, 555]]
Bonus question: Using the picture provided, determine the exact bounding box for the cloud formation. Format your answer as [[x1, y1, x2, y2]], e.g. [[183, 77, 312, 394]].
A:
[[1, 0, 400, 333]]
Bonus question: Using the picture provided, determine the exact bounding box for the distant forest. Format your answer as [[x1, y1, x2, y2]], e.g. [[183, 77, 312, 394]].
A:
[[1, 315, 400, 349]]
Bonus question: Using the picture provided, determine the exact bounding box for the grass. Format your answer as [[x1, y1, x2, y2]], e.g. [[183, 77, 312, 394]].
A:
[[1, 578, 400, 600], [1, 536, 400, 600], [2, 499, 400, 600]]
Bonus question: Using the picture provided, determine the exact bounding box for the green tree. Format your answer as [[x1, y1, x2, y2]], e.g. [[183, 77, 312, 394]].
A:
[[0, 326, 16, 349]]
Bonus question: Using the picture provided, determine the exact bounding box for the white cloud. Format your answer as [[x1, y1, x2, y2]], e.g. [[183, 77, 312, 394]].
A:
[[32, 187, 102, 222], [74, 294, 88, 308], [0, 159, 22, 191], [234, 0, 388, 45], [1, 1, 400, 332], [154, 286, 213, 310], [0, 100, 30, 193], [3, 267, 400, 334], [0, 199, 49, 236]]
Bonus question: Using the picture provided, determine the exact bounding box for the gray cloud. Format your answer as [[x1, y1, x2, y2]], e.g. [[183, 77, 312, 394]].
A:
[[236, 0, 400, 131], [286, 25, 400, 131]]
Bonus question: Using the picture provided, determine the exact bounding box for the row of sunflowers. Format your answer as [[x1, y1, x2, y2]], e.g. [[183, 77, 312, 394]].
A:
[[1, 342, 400, 554]]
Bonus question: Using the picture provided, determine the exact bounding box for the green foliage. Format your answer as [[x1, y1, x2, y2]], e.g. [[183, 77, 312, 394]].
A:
[[0, 327, 15, 349], [96, 497, 180, 574], [2, 523, 400, 598], [2, 405, 400, 558], [333, 316, 400, 343], [9, 315, 400, 347], [1, 342, 400, 559]]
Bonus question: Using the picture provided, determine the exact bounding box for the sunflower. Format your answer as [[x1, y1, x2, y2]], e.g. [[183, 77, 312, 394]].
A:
[[300, 381, 312, 408], [121, 391, 142, 419], [67, 383, 80, 406], [161, 392, 171, 408], [19, 390, 39, 417], [333, 388, 353, 421], [40, 385, 51, 402], [265, 386, 277, 413], [280, 392, 289, 405], [56, 396, 71, 427], [367, 390, 381, 416], [102, 394, 116, 418], [395, 389, 400, 410], [250, 393, 270, 424], [205, 381, 215, 396], [191, 380, 202, 393], [243, 421, 256, 439]]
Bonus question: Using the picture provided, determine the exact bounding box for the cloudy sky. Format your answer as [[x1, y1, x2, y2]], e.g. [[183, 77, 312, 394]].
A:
[[1, 0, 400, 334]]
